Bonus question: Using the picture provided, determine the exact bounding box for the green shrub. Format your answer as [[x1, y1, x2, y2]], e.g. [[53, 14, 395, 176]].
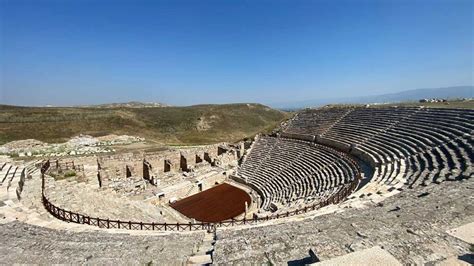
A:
[[64, 171, 76, 177]]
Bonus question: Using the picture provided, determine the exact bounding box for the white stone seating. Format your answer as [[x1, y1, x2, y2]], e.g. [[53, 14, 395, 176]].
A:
[[237, 136, 359, 211], [1, 164, 13, 185], [281, 106, 473, 201]]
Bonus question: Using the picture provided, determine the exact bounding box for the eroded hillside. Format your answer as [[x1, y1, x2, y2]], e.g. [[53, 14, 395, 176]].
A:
[[0, 103, 289, 145]]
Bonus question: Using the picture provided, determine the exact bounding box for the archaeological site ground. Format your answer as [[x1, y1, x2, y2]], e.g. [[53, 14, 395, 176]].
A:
[[2, 0, 472, 264], [0, 100, 472, 265]]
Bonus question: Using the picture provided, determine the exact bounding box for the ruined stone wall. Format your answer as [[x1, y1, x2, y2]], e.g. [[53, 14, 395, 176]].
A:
[[159, 171, 228, 203], [55, 142, 241, 191]]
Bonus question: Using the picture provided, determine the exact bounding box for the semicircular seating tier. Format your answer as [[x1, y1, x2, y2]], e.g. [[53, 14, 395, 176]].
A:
[[282, 107, 473, 189], [235, 136, 360, 211]]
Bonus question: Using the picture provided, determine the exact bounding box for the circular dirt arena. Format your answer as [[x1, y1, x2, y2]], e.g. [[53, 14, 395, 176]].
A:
[[170, 183, 251, 222]]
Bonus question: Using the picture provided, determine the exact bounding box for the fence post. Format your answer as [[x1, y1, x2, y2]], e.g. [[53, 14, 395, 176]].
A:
[[41, 174, 45, 194], [129, 221, 132, 230]]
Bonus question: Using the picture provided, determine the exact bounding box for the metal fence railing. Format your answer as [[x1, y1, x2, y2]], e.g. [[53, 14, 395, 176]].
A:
[[41, 160, 360, 231]]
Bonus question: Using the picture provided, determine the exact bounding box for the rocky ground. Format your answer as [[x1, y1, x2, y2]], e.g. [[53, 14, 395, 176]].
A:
[[213, 178, 474, 265], [0, 134, 144, 157], [0, 170, 472, 264], [0, 176, 474, 265], [0, 221, 204, 265]]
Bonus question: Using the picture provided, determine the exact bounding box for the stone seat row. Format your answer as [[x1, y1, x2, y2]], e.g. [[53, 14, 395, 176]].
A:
[[283, 108, 352, 135], [259, 149, 358, 208], [237, 136, 359, 211], [363, 135, 472, 197], [313, 108, 474, 168], [279, 107, 472, 204], [44, 177, 180, 223]]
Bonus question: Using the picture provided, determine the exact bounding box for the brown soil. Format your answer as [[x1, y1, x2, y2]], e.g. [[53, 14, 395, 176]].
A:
[[170, 183, 251, 222]]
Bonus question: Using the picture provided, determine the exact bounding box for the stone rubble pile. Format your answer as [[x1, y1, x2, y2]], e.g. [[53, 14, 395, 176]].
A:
[[96, 134, 145, 145], [0, 134, 145, 157], [66, 135, 99, 147]]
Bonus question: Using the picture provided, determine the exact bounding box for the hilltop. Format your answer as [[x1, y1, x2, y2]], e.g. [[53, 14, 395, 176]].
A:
[[79, 101, 169, 108], [0, 103, 289, 145], [272, 86, 473, 109]]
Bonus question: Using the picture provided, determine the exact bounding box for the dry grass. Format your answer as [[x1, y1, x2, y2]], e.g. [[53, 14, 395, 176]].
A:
[[0, 103, 289, 145]]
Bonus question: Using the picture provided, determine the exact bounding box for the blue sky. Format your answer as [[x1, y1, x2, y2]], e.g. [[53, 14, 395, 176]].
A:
[[1, 0, 472, 106]]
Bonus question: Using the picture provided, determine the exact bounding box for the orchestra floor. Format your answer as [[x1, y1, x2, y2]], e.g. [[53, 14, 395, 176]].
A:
[[170, 183, 251, 223]]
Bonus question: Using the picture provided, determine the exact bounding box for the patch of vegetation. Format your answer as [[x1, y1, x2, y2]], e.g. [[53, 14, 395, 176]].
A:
[[64, 170, 76, 177], [0, 103, 290, 145], [49, 170, 76, 180]]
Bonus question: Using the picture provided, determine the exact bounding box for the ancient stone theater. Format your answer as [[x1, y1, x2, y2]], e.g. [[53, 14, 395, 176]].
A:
[[1, 106, 472, 264]]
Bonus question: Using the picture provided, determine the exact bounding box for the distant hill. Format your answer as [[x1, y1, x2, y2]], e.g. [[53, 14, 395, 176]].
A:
[[0, 103, 289, 145], [272, 86, 474, 109], [80, 101, 169, 108]]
